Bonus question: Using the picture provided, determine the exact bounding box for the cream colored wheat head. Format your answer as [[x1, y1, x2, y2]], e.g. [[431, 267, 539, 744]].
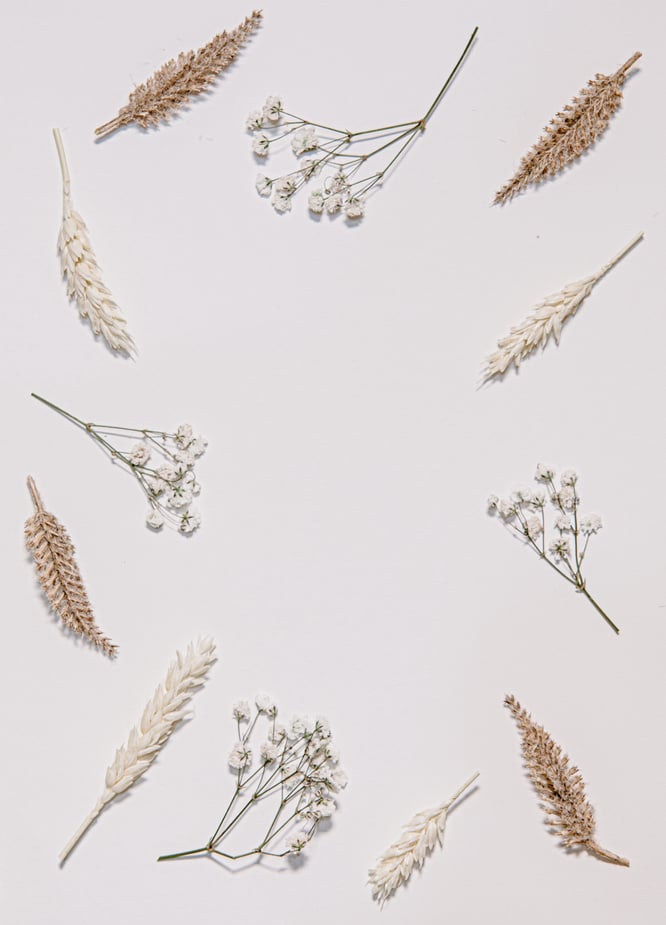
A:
[[368, 772, 479, 904], [495, 52, 641, 203], [483, 233, 642, 380], [505, 695, 628, 866], [94, 11, 263, 138], [60, 637, 217, 862], [25, 476, 117, 657], [54, 129, 134, 355]]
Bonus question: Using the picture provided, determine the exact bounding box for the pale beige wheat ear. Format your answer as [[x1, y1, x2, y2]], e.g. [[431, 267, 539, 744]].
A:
[[25, 476, 117, 657], [483, 232, 643, 380], [495, 51, 641, 204], [54, 129, 135, 354], [368, 772, 479, 904], [60, 637, 216, 862], [505, 695, 628, 866], [94, 10, 263, 139]]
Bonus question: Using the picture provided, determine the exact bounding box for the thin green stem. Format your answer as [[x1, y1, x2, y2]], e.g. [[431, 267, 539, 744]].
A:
[[579, 587, 620, 635], [420, 26, 478, 127], [31, 393, 87, 429]]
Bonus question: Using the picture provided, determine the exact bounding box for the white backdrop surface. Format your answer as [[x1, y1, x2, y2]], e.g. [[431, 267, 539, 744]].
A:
[[1, 1, 665, 923]]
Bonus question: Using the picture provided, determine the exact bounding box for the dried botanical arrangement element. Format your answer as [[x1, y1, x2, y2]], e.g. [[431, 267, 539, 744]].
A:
[[24, 476, 117, 657], [158, 693, 347, 866], [53, 129, 134, 354], [31, 393, 206, 535], [488, 465, 619, 633], [495, 52, 641, 204], [368, 772, 479, 905], [247, 27, 478, 220], [60, 637, 216, 862], [94, 11, 263, 139], [505, 695, 629, 866], [483, 233, 642, 380]]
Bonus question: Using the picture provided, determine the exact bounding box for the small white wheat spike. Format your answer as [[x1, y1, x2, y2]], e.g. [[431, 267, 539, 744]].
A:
[[368, 771, 479, 905], [59, 637, 216, 863], [53, 128, 135, 355], [483, 233, 643, 380]]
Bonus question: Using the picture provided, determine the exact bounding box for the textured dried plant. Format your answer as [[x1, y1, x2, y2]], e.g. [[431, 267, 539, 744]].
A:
[[54, 129, 134, 355], [495, 52, 641, 203], [483, 233, 642, 380], [158, 695, 347, 866], [368, 772, 479, 905], [505, 695, 628, 866], [95, 11, 263, 139], [248, 27, 478, 220], [60, 637, 216, 862], [25, 476, 117, 657]]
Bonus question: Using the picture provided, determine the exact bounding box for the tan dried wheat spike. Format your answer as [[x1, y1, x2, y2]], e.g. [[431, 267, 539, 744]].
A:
[[368, 772, 479, 904], [495, 52, 641, 204], [94, 10, 263, 139], [483, 232, 643, 380], [60, 637, 217, 863], [505, 695, 628, 866], [54, 129, 135, 355], [25, 476, 117, 657]]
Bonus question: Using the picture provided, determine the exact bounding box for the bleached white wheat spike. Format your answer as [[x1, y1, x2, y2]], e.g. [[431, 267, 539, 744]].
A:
[[59, 637, 216, 862], [54, 128, 135, 355], [368, 771, 479, 905], [483, 233, 643, 380]]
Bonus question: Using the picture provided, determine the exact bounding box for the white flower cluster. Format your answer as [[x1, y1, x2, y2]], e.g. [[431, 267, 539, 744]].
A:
[[488, 464, 616, 631], [121, 422, 207, 534], [247, 95, 369, 220], [218, 693, 347, 859]]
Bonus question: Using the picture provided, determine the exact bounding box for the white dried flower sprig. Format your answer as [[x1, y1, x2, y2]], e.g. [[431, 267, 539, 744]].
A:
[[483, 233, 643, 380], [53, 129, 135, 355], [158, 693, 347, 866], [60, 637, 216, 862], [247, 28, 477, 221], [368, 772, 479, 905], [32, 393, 206, 535], [488, 465, 618, 633]]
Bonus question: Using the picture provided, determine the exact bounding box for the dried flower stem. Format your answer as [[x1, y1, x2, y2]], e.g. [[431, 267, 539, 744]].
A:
[[368, 772, 479, 904], [54, 129, 135, 354], [60, 638, 216, 862], [483, 233, 643, 380], [505, 695, 628, 866]]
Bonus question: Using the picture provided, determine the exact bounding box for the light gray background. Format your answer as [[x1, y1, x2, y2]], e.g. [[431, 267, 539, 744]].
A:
[[2, 1, 665, 922]]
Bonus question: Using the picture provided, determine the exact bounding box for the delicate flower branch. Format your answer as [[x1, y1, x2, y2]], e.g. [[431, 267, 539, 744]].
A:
[[31, 393, 206, 535], [488, 464, 619, 633], [483, 233, 643, 380], [247, 27, 478, 220], [368, 772, 479, 905], [60, 638, 216, 862], [158, 693, 347, 866]]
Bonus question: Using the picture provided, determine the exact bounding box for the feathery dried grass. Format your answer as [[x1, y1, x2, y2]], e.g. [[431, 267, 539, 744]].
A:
[[368, 772, 479, 904], [495, 52, 641, 204], [505, 695, 628, 866], [54, 129, 135, 354], [483, 232, 642, 380], [60, 637, 216, 862], [25, 476, 116, 657], [95, 11, 263, 138]]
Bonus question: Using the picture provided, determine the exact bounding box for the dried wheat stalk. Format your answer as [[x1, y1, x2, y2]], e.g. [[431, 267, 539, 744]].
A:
[[505, 695, 628, 866], [94, 11, 263, 139], [25, 476, 117, 657], [483, 232, 642, 380], [495, 52, 641, 204], [54, 129, 135, 354], [60, 637, 216, 862], [368, 772, 479, 904]]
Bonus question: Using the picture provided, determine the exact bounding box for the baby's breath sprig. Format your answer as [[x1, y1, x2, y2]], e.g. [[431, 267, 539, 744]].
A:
[[247, 27, 478, 220], [158, 693, 347, 866], [31, 393, 206, 535], [488, 464, 618, 633]]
